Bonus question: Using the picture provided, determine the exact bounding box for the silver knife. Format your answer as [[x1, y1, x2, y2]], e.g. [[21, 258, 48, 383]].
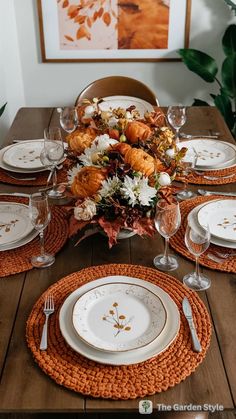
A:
[[182, 297, 202, 353], [198, 189, 236, 197], [0, 192, 30, 198]]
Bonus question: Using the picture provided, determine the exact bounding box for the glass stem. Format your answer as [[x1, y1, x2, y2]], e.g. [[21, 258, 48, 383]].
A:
[[163, 237, 170, 262], [175, 128, 180, 144], [52, 167, 57, 192], [39, 230, 45, 257], [195, 256, 200, 279]]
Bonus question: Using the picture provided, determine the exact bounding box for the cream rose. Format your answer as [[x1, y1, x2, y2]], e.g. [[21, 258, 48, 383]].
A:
[[158, 172, 171, 186], [74, 198, 97, 221]]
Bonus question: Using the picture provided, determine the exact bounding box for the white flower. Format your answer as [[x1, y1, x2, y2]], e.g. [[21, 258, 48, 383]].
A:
[[165, 148, 176, 158], [74, 198, 97, 221], [158, 172, 171, 186], [67, 164, 82, 184], [79, 134, 118, 166], [121, 175, 157, 207], [84, 105, 95, 118], [99, 175, 121, 198]]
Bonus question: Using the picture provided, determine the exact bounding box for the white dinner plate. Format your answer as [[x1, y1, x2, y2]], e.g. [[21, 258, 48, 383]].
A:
[[99, 96, 154, 117], [72, 282, 167, 352], [179, 139, 236, 170], [3, 140, 46, 170], [59, 275, 180, 365], [0, 202, 34, 246], [197, 200, 236, 242], [0, 228, 38, 251], [187, 200, 236, 249], [0, 142, 47, 173]]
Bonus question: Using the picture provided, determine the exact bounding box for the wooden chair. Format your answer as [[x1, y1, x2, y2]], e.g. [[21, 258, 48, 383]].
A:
[[75, 76, 159, 106]]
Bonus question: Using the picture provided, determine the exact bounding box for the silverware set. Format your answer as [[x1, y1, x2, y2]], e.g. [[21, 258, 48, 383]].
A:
[[198, 189, 236, 197], [40, 295, 55, 351]]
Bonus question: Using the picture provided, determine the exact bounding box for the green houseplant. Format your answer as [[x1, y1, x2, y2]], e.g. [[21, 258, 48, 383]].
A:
[[0, 102, 7, 118], [178, 24, 236, 137]]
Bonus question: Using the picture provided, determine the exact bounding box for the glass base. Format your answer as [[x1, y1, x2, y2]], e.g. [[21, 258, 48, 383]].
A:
[[177, 190, 196, 201], [31, 253, 55, 268], [183, 272, 211, 291], [153, 254, 178, 271]]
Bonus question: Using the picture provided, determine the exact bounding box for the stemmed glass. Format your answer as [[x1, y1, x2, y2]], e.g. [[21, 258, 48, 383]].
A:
[[44, 127, 65, 199], [153, 199, 181, 271], [177, 148, 197, 200], [29, 193, 55, 268], [183, 221, 211, 291], [167, 105, 186, 144], [59, 107, 78, 134]]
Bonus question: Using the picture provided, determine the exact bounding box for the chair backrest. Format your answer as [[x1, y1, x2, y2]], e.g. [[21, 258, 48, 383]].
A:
[[75, 76, 159, 106]]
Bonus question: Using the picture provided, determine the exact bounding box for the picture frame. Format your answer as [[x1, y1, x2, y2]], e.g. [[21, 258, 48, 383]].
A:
[[37, 0, 191, 62]]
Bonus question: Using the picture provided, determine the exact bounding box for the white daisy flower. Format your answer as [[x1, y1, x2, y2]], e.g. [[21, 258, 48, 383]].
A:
[[67, 163, 82, 184], [121, 175, 157, 207], [99, 175, 121, 198], [79, 134, 118, 166]]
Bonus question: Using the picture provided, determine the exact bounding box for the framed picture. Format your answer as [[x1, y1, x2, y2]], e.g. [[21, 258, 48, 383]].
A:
[[37, 0, 191, 62]]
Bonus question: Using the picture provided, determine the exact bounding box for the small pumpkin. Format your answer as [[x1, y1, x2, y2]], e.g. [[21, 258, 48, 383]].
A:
[[124, 147, 155, 177], [66, 128, 96, 154], [71, 166, 107, 198], [125, 121, 151, 144]]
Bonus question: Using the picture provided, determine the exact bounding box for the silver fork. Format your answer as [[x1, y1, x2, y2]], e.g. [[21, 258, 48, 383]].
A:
[[40, 295, 55, 351], [7, 173, 37, 181]]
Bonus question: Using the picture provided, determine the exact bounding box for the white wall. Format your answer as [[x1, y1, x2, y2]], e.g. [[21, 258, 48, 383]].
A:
[[0, 0, 235, 141]]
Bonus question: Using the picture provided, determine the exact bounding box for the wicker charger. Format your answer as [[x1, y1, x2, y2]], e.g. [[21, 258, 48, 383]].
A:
[[26, 264, 211, 400], [0, 167, 67, 186], [0, 196, 69, 277], [170, 195, 236, 273], [176, 166, 236, 185]]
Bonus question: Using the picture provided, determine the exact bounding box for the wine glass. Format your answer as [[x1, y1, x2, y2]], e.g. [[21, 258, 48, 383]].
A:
[[44, 127, 65, 199], [177, 147, 197, 200], [153, 199, 181, 271], [183, 221, 211, 291], [29, 193, 55, 268], [167, 105, 186, 143], [59, 107, 78, 134]]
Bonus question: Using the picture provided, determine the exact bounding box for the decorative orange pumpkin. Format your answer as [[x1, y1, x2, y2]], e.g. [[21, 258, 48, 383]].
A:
[[145, 108, 166, 127], [124, 147, 155, 176], [66, 128, 96, 154], [71, 166, 107, 198], [125, 121, 151, 144]]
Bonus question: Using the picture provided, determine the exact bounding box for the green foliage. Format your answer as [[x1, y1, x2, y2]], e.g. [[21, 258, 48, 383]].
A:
[[178, 24, 236, 137], [0, 102, 7, 118]]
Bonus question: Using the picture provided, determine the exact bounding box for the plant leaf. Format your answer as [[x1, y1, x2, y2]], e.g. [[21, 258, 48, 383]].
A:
[[192, 98, 210, 106], [178, 49, 218, 83], [213, 91, 235, 131], [0, 102, 7, 117], [222, 24, 236, 56], [221, 54, 236, 98]]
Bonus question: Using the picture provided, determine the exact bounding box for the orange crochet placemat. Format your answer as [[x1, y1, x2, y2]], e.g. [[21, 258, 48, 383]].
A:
[[170, 196, 236, 273], [0, 196, 69, 277], [26, 264, 211, 400], [176, 166, 236, 185], [0, 167, 67, 186]]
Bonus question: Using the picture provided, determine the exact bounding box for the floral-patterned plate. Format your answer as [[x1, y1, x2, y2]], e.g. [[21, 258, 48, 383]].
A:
[[60, 275, 180, 365], [72, 282, 167, 352], [99, 96, 154, 117], [197, 199, 236, 242], [0, 202, 33, 246]]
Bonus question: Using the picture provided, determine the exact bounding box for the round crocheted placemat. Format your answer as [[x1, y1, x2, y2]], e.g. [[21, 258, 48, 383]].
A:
[[176, 166, 236, 185], [170, 195, 236, 273], [0, 167, 67, 186], [26, 264, 211, 400], [0, 196, 69, 277]]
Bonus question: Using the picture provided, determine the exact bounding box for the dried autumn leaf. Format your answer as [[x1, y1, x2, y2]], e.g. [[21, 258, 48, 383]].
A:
[[98, 7, 104, 17], [68, 5, 79, 18], [62, 0, 69, 7], [103, 12, 111, 26], [76, 25, 91, 40], [65, 35, 74, 42], [74, 14, 86, 24], [111, 9, 117, 18], [93, 11, 98, 21], [87, 16, 92, 28]]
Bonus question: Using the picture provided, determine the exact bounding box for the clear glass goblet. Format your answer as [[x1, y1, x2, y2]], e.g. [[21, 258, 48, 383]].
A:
[[177, 147, 197, 200], [29, 192, 55, 268], [59, 107, 78, 134], [183, 221, 211, 291], [44, 127, 65, 199], [153, 199, 181, 271], [167, 105, 186, 144]]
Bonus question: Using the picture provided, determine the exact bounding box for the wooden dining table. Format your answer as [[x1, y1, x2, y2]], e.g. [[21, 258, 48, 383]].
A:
[[0, 106, 236, 417]]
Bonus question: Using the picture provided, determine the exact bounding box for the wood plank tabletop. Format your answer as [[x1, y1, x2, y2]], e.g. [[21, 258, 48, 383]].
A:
[[0, 107, 235, 415]]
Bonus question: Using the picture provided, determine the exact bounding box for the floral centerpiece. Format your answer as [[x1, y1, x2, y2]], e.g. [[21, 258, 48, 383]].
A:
[[65, 99, 185, 247]]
